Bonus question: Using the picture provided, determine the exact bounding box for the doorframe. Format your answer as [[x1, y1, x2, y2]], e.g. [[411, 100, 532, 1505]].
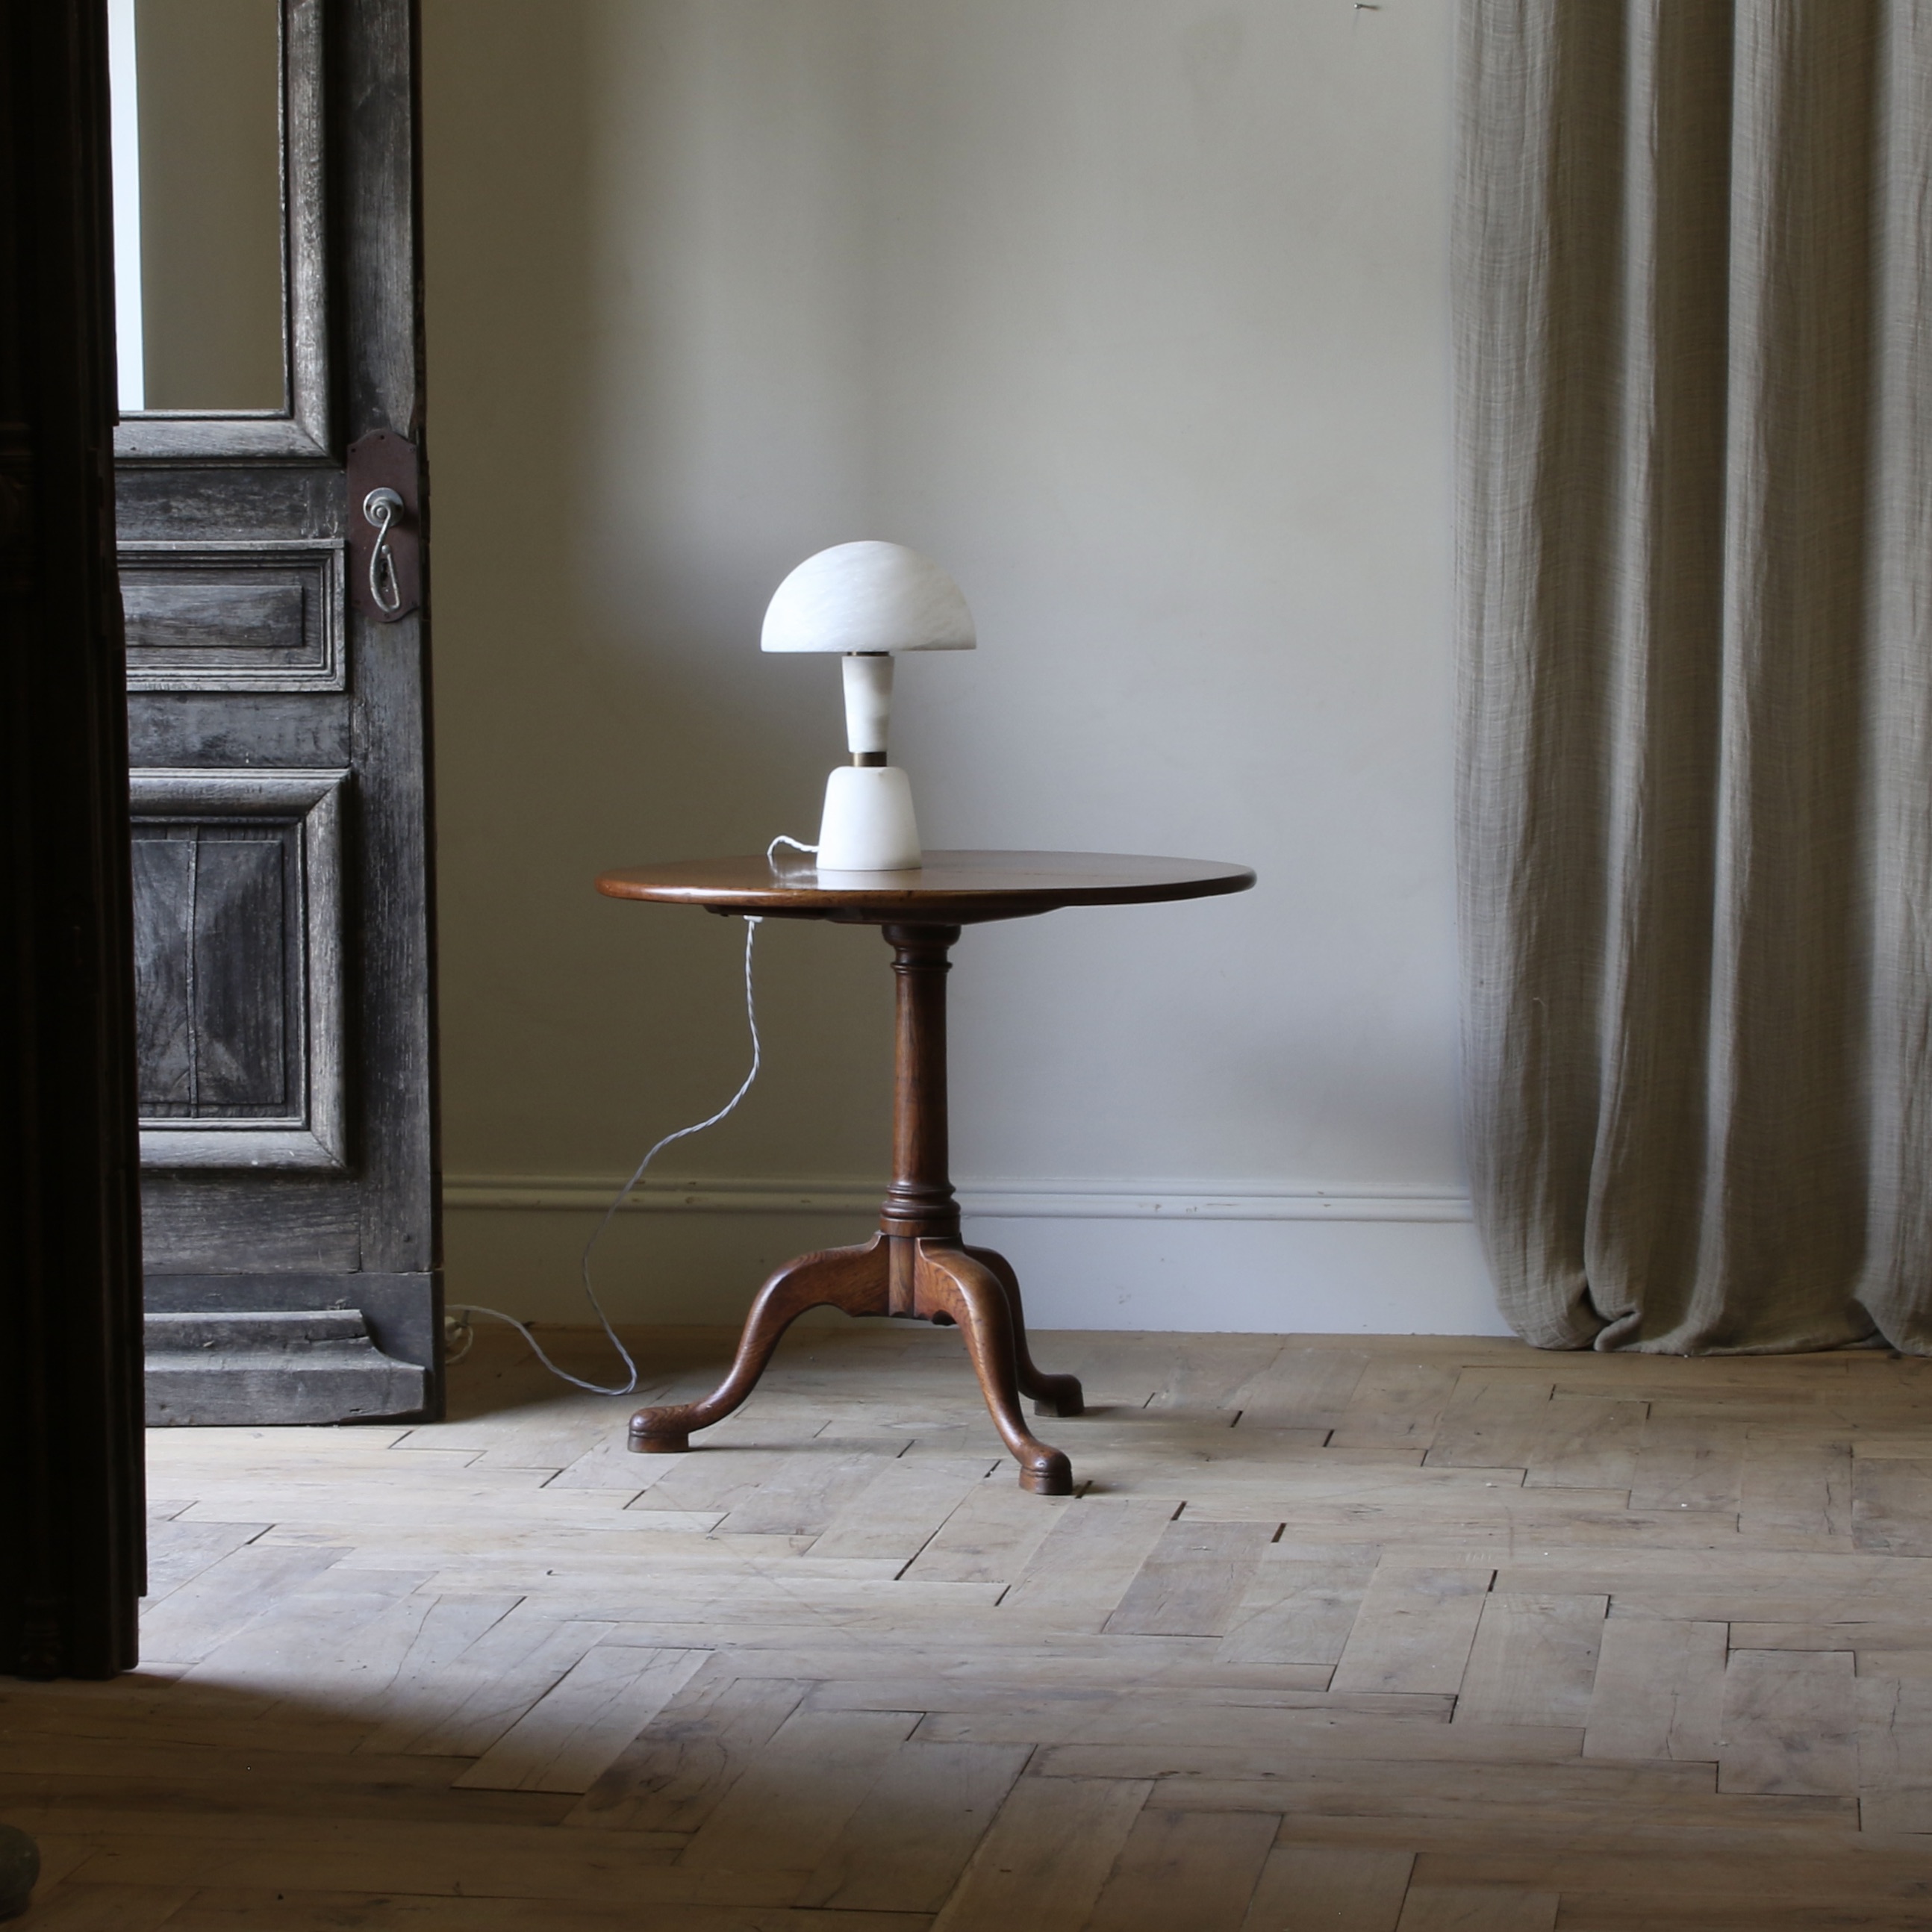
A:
[[0, 0, 148, 1680]]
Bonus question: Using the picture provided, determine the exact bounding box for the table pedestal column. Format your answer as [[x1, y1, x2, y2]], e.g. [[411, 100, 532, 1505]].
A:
[[628, 922, 1083, 1495]]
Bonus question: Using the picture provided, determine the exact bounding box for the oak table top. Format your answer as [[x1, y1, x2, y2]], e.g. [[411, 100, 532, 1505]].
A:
[[599, 847, 1256, 1493], [595, 849, 1256, 924]]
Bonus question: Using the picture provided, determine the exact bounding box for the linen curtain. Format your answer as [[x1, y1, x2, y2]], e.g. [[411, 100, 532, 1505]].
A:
[[1456, 1, 1932, 1352]]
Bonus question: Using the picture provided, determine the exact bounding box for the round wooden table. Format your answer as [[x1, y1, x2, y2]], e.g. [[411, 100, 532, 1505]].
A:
[[596, 850, 1256, 1494]]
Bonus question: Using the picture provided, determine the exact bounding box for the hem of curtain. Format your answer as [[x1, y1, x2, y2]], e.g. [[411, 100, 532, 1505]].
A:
[[1495, 1288, 1926, 1358]]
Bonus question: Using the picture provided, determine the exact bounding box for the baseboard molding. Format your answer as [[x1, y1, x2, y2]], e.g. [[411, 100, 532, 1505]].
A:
[[440, 1178, 1503, 1333], [441, 1173, 1474, 1224]]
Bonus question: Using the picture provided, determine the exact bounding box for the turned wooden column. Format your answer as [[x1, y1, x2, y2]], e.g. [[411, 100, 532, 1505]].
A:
[[882, 923, 961, 1312]]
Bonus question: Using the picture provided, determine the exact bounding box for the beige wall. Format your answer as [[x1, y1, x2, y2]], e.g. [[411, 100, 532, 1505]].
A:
[[423, 0, 1502, 1333]]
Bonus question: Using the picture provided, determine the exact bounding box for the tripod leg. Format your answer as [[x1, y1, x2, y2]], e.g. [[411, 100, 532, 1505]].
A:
[[917, 1244, 1073, 1495], [629, 1235, 889, 1452], [963, 1244, 1084, 1418]]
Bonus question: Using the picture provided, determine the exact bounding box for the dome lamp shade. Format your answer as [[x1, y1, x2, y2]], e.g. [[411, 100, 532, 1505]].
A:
[[761, 541, 976, 654]]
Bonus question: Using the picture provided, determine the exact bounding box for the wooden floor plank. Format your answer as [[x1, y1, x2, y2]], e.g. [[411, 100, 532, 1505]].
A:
[[1239, 1845, 1415, 1931], [1395, 1886, 1556, 1930], [1422, 1374, 1554, 1473], [140, 1520, 272, 1610], [4, 1882, 199, 1931], [452, 1644, 709, 1792], [327, 1593, 526, 1737], [1218, 1548, 1378, 1666], [169, 1568, 435, 1713], [1853, 1673, 1932, 1834], [1144, 1338, 1288, 1418], [364, 1614, 620, 1759], [1582, 1615, 1725, 1763], [926, 1774, 1153, 1932], [899, 1481, 1067, 1585], [1286, 1813, 1862, 1877], [714, 1449, 900, 1539], [564, 1667, 811, 1833], [135, 1543, 349, 1665], [1519, 1395, 1646, 1492], [1228, 1347, 1371, 1431], [1629, 1412, 1745, 1515], [676, 1707, 920, 1871], [917, 1692, 1455, 1750], [624, 1450, 795, 1518], [1330, 1567, 1495, 1695], [1026, 1757, 1718, 1825], [1029, 1720, 1581, 1777], [0, 1746, 574, 1831], [1453, 1592, 1606, 1728], [1718, 1651, 1860, 1796], [163, 1892, 929, 1932], [1851, 1458, 1932, 1556], [1737, 1432, 1853, 1546], [807, 1456, 999, 1563], [23, 1813, 708, 1904], [1083, 1806, 1281, 1932], [1327, 1361, 1461, 1450], [1104, 1519, 1278, 1637], [1551, 1900, 1932, 1931], [995, 1497, 1177, 1627], [794, 1739, 1031, 1911]]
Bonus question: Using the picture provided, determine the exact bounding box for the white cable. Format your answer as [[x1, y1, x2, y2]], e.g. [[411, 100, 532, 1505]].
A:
[[767, 832, 817, 859], [450, 914, 765, 1397]]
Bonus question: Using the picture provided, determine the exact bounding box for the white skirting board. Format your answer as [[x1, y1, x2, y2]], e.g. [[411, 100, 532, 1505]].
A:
[[440, 1177, 1509, 1335]]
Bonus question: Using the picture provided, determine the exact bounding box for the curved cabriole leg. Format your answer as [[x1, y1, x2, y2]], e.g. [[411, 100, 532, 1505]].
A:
[[629, 1235, 890, 1452], [917, 1244, 1073, 1495], [963, 1243, 1085, 1418]]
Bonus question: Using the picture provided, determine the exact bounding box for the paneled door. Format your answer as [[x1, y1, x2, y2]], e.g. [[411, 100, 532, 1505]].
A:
[[111, 0, 440, 1424]]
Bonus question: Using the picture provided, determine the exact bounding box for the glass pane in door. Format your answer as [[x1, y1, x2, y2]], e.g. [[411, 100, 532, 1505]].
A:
[[109, 0, 286, 414]]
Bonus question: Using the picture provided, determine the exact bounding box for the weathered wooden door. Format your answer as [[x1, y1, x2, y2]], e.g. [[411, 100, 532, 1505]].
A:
[[112, 0, 440, 1424]]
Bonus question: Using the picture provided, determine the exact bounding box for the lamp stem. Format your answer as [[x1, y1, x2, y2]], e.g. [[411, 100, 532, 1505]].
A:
[[842, 652, 894, 763]]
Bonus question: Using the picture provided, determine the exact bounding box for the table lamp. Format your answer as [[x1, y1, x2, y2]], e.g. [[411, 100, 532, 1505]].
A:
[[761, 540, 976, 870]]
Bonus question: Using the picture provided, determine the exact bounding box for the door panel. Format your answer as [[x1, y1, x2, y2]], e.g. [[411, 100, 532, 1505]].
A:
[[130, 767, 346, 1168], [113, 0, 438, 1424], [131, 828, 293, 1116], [121, 540, 347, 691]]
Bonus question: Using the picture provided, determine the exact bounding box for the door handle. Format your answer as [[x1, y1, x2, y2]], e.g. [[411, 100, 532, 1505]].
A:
[[346, 430, 422, 622], [362, 487, 405, 614]]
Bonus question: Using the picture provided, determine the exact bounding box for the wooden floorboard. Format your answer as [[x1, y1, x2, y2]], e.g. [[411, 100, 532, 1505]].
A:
[[8, 1324, 1932, 1927]]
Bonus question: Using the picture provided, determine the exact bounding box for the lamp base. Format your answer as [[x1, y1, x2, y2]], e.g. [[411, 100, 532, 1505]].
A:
[[817, 764, 921, 870]]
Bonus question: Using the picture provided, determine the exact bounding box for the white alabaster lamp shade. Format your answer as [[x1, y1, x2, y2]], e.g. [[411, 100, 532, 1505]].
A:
[[760, 540, 976, 654]]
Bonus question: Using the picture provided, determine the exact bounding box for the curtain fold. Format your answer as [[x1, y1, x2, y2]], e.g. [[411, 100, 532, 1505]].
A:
[[1456, 0, 1932, 1352]]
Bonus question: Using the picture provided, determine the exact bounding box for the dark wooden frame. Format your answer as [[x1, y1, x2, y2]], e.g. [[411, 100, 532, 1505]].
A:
[[0, 0, 147, 1677]]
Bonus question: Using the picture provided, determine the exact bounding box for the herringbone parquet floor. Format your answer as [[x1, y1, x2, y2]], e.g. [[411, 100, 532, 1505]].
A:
[[9, 1322, 1932, 1929]]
